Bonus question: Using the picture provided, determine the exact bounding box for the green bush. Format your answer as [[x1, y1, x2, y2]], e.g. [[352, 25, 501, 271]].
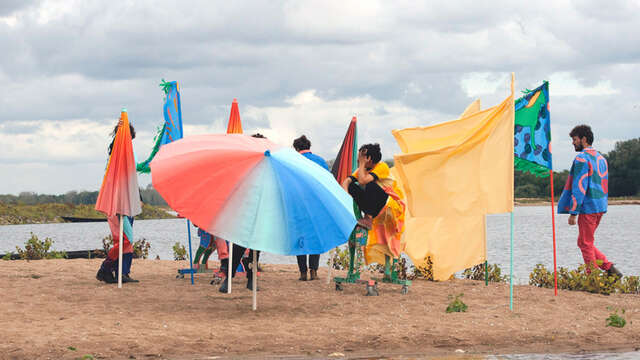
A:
[[529, 263, 637, 295], [101, 234, 152, 259], [446, 293, 468, 313], [2, 252, 12, 261], [606, 307, 626, 328], [409, 256, 434, 280], [462, 262, 507, 282], [15, 233, 66, 260], [172, 242, 187, 261], [133, 238, 151, 259]]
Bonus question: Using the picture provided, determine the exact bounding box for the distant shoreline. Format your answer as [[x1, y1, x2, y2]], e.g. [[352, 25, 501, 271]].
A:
[[515, 197, 640, 206]]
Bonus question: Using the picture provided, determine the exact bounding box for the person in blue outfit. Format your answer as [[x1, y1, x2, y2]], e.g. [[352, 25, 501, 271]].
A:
[[557, 124, 621, 277], [293, 135, 329, 281]]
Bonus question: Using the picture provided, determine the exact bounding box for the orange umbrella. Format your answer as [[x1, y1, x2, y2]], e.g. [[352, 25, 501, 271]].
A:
[[226, 98, 243, 134], [223, 98, 242, 292], [95, 109, 142, 288]]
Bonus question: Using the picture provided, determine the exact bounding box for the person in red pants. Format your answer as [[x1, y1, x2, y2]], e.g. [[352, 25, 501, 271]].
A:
[[557, 125, 622, 277]]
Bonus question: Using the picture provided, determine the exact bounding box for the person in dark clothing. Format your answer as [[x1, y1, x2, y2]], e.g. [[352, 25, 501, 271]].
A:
[[218, 133, 266, 293], [341, 143, 389, 229], [292, 135, 329, 281], [96, 121, 139, 284]]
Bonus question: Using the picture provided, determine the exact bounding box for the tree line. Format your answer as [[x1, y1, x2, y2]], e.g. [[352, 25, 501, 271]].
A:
[[515, 138, 639, 198], [1, 138, 637, 205], [0, 184, 168, 206]]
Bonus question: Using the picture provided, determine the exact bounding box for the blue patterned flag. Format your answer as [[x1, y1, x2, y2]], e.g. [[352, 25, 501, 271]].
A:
[[136, 80, 184, 173], [514, 81, 552, 176]]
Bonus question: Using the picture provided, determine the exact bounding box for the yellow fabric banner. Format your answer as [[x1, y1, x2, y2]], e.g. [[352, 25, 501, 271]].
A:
[[391, 76, 514, 280], [393, 93, 514, 218]]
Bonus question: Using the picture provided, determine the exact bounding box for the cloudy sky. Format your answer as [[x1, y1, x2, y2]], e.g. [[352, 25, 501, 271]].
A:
[[1, 0, 638, 194]]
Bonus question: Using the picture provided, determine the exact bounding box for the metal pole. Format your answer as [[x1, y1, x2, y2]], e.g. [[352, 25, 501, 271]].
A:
[[510, 212, 514, 311], [186, 220, 194, 285], [118, 214, 123, 289], [252, 249, 257, 311], [227, 242, 233, 293], [550, 170, 558, 296]]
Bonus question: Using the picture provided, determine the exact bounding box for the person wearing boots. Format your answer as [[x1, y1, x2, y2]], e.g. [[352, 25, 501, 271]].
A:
[[558, 125, 622, 277], [96, 121, 140, 284], [218, 133, 266, 293], [292, 135, 329, 281]]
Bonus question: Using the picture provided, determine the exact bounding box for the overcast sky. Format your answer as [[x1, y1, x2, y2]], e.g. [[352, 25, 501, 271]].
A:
[[1, 0, 638, 194]]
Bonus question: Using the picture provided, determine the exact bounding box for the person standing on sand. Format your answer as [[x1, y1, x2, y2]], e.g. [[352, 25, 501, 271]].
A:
[[557, 124, 622, 277], [292, 135, 329, 281], [218, 133, 266, 293], [96, 121, 140, 284]]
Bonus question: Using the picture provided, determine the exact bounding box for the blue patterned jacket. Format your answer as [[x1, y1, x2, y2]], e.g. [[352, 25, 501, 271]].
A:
[[557, 147, 608, 215]]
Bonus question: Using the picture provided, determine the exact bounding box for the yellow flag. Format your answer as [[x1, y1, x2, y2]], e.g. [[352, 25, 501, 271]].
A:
[[393, 93, 514, 218]]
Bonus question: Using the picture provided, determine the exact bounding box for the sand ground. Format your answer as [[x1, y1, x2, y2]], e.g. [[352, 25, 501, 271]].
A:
[[1, 259, 639, 360]]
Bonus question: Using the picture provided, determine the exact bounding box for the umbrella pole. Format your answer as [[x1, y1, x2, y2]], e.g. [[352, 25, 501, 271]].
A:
[[327, 248, 335, 284], [252, 249, 257, 311], [227, 242, 233, 294], [186, 220, 194, 285], [118, 214, 123, 289]]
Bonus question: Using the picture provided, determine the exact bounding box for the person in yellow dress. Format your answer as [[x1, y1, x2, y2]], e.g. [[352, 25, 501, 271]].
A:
[[341, 144, 406, 271]]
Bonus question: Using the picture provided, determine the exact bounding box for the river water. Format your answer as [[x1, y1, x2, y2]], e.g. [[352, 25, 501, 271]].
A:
[[0, 205, 638, 282]]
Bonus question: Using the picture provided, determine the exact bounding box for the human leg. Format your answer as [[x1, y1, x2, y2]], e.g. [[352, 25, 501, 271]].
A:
[[297, 255, 308, 280]]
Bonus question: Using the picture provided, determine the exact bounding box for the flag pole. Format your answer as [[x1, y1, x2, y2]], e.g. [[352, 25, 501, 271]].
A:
[[550, 170, 558, 295], [327, 248, 335, 284], [484, 215, 488, 286], [227, 242, 233, 293], [186, 220, 194, 285], [118, 214, 123, 289], [252, 249, 258, 311], [510, 211, 514, 311]]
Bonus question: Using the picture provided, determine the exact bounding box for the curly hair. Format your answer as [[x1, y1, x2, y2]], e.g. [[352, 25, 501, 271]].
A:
[[569, 125, 594, 145], [359, 143, 382, 164], [292, 135, 311, 151]]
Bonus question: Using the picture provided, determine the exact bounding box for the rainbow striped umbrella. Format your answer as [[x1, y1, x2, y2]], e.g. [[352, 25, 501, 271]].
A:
[[150, 134, 356, 256]]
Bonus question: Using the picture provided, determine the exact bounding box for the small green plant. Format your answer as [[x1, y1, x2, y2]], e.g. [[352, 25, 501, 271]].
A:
[[529, 263, 635, 295], [327, 246, 353, 270], [462, 262, 507, 282], [67, 346, 77, 351], [15, 233, 66, 260], [172, 242, 187, 261], [606, 307, 626, 328], [133, 238, 151, 259], [408, 256, 434, 280], [446, 293, 468, 313], [2, 252, 12, 261]]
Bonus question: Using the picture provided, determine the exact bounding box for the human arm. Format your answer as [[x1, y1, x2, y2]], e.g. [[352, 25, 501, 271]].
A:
[[355, 152, 376, 185], [568, 157, 589, 215]]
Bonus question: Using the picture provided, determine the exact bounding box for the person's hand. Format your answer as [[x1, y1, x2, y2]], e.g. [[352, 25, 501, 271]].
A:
[[568, 214, 577, 225]]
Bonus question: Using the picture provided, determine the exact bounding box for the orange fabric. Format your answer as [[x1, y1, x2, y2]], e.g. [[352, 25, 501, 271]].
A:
[[106, 215, 133, 258], [227, 98, 243, 134], [95, 110, 142, 218], [364, 184, 406, 264]]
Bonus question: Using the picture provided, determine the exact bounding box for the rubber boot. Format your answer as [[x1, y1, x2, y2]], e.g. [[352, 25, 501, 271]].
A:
[[608, 264, 623, 278], [299, 271, 307, 281], [365, 280, 379, 296], [219, 277, 229, 293], [219, 258, 229, 276], [309, 269, 319, 281]]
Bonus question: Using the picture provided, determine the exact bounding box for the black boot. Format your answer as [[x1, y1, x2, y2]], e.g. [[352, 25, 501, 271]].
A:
[[245, 260, 260, 291], [219, 277, 229, 293], [121, 274, 139, 283], [299, 271, 307, 281], [219, 258, 229, 275], [607, 264, 623, 278], [309, 269, 319, 281]]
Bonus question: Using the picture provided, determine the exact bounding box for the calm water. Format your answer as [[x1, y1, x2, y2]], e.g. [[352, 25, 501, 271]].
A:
[[0, 206, 638, 282]]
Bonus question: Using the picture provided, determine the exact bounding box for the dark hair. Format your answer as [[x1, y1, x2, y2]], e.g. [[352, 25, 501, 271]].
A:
[[251, 133, 266, 139], [108, 122, 136, 155], [569, 125, 593, 145], [292, 135, 311, 151], [359, 143, 382, 164]]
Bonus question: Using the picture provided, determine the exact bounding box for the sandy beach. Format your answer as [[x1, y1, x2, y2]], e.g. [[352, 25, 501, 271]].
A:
[[0, 259, 639, 360]]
